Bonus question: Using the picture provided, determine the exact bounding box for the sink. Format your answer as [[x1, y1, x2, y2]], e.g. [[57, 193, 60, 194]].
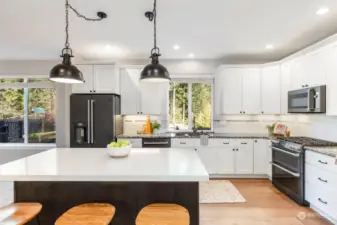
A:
[[174, 132, 194, 137]]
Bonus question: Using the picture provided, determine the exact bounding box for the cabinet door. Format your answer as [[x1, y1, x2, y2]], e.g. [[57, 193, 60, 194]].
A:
[[120, 69, 141, 115], [139, 82, 168, 115], [219, 68, 243, 114], [72, 65, 94, 93], [326, 44, 337, 116], [118, 138, 142, 148], [217, 147, 235, 174], [261, 65, 281, 114], [303, 49, 327, 87], [242, 68, 261, 114], [253, 139, 268, 174], [197, 148, 217, 174], [94, 65, 119, 94], [281, 62, 291, 114], [235, 140, 254, 174], [290, 58, 305, 90]]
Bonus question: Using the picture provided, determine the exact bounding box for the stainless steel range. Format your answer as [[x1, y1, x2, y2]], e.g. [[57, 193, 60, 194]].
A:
[[271, 137, 337, 205]]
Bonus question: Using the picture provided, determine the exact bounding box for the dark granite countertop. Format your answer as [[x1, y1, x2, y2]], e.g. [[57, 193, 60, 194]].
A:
[[117, 133, 269, 139], [305, 147, 337, 158]]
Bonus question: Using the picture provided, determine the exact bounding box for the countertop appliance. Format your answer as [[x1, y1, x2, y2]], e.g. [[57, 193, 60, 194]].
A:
[[142, 138, 171, 148], [288, 85, 326, 113], [271, 136, 337, 205], [70, 94, 122, 148]]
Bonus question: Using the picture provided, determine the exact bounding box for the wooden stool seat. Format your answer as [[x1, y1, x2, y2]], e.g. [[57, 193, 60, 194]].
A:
[[136, 203, 190, 225], [0, 202, 42, 225], [55, 203, 115, 225]]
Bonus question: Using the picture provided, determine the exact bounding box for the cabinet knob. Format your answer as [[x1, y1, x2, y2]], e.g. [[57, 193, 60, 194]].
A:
[[90, 90, 92, 93], [240, 111, 242, 114], [261, 111, 264, 114], [243, 111, 245, 114], [255, 140, 258, 143]]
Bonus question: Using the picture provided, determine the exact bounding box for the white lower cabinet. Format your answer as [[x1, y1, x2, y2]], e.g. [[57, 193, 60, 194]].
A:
[[253, 139, 269, 175], [197, 148, 218, 174], [235, 140, 254, 174], [305, 151, 337, 223], [197, 139, 256, 175], [217, 147, 235, 174]]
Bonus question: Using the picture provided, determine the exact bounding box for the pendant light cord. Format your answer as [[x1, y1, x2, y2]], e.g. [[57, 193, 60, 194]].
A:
[[63, 0, 106, 54], [150, 0, 160, 56]]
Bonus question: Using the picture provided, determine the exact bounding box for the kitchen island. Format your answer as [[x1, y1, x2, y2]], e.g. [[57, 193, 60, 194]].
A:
[[0, 148, 208, 225]]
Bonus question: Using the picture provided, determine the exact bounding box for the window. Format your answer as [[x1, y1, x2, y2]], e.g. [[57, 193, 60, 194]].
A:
[[169, 79, 213, 131], [0, 78, 56, 144]]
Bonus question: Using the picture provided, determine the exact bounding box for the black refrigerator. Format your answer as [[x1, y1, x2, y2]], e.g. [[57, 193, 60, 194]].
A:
[[70, 94, 122, 148]]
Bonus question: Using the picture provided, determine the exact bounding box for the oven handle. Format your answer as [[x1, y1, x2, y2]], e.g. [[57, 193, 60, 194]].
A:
[[271, 146, 300, 157], [271, 162, 300, 177]]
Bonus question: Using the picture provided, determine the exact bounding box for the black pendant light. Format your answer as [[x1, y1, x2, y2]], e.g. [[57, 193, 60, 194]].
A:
[[50, 0, 107, 83], [140, 0, 170, 82]]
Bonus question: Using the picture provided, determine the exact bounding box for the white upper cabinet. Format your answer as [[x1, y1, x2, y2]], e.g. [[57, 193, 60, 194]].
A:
[[120, 68, 140, 115], [72, 65, 94, 93], [290, 58, 305, 90], [218, 68, 243, 114], [72, 65, 118, 94], [261, 65, 281, 114], [326, 43, 337, 116], [242, 68, 261, 114], [94, 65, 119, 93], [217, 67, 261, 115], [280, 62, 291, 114], [302, 48, 328, 87], [120, 68, 168, 115]]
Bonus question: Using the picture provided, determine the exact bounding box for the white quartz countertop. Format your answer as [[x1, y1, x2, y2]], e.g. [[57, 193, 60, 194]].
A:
[[0, 148, 209, 182]]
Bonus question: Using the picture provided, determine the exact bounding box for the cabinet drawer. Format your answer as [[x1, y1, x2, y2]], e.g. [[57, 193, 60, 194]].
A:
[[208, 139, 236, 147], [306, 150, 337, 174], [305, 163, 337, 199], [306, 182, 337, 220], [118, 138, 142, 148], [172, 139, 195, 148], [235, 139, 253, 148]]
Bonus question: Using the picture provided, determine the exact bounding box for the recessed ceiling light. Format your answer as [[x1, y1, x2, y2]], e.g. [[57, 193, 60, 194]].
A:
[[173, 44, 180, 50], [188, 53, 195, 58], [316, 7, 329, 15], [265, 44, 274, 50]]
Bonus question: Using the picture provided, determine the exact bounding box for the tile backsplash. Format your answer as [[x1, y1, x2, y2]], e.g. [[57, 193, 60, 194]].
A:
[[123, 115, 163, 135]]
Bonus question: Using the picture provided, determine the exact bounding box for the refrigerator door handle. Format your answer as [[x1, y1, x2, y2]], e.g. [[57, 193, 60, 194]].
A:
[[91, 100, 95, 144], [112, 97, 116, 140], [87, 100, 91, 144]]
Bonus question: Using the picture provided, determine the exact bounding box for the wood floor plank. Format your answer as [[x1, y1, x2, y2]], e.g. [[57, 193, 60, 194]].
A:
[[200, 179, 332, 225]]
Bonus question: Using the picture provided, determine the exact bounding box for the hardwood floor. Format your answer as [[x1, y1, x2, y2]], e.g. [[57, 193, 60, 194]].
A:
[[200, 179, 332, 225]]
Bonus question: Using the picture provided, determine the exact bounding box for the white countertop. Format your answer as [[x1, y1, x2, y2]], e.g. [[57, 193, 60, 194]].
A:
[[0, 148, 209, 182]]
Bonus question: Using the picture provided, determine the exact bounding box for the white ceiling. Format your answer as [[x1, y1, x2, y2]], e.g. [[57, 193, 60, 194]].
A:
[[1, 0, 337, 62]]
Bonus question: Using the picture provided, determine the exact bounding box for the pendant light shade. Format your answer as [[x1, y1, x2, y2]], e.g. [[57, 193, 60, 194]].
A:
[[140, 54, 170, 82], [50, 53, 83, 84], [140, 0, 170, 82]]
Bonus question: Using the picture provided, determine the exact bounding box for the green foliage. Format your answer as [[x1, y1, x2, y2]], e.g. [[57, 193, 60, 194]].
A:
[[151, 121, 161, 130], [169, 82, 211, 129]]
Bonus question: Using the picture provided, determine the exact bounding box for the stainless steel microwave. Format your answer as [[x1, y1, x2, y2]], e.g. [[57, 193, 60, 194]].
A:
[[288, 85, 326, 113]]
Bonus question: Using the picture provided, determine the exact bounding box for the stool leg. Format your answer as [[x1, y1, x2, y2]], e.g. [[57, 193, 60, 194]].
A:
[[36, 215, 41, 225]]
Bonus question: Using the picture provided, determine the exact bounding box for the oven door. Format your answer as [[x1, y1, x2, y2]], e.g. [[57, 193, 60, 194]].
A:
[[272, 162, 301, 196]]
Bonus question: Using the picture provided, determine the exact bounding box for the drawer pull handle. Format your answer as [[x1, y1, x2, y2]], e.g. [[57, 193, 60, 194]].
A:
[[318, 160, 328, 165], [223, 142, 229, 145], [241, 142, 247, 144], [318, 177, 328, 183], [318, 198, 328, 205], [180, 142, 186, 144]]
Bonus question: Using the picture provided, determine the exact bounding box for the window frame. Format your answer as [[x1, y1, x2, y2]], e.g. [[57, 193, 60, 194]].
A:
[[168, 78, 214, 132], [0, 75, 57, 145]]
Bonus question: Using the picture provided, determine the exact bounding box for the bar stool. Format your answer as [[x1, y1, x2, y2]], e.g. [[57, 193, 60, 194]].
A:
[[136, 203, 190, 225], [55, 203, 115, 225], [0, 202, 42, 225]]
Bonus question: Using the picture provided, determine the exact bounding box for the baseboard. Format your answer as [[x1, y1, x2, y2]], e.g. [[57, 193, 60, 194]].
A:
[[210, 174, 269, 179], [310, 204, 337, 224]]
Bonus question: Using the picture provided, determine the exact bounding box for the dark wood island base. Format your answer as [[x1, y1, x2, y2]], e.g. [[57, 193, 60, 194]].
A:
[[15, 181, 199, 225]]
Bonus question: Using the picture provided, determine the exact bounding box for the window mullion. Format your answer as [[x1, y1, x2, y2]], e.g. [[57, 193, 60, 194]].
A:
[[188, 82, 192, 130], [23, 78, 29, 144]]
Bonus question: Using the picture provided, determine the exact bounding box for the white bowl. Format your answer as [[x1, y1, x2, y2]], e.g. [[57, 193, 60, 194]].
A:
[[107, 144, 132, 158]]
